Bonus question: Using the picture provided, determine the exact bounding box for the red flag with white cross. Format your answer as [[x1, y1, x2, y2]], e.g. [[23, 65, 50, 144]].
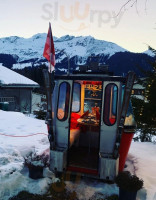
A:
[[43, 23, 55, 72]]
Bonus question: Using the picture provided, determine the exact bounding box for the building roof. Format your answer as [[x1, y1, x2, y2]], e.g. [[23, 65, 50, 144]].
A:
[[0, 64, 39, 88]]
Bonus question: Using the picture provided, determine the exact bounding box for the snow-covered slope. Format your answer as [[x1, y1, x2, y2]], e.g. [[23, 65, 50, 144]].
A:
[[0, 63, 38, 85], [143, 49, 155, 57], [0, 34, 127, 68], [0, 34, 47, 63], [55, 35, 127, 60]]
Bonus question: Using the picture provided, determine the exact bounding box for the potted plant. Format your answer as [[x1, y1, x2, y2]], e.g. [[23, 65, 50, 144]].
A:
[[25, 151, 49, 179], [115, 171, 144, 200]]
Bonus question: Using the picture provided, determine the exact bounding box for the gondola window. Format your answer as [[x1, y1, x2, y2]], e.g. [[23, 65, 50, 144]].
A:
[[57, 82, 70, 121], [103, 84, 118, 126], [72, 82, 81, 113]]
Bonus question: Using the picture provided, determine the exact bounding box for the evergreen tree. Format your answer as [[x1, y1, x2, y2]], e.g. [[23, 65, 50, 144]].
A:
[[132, 47, 156, 142]]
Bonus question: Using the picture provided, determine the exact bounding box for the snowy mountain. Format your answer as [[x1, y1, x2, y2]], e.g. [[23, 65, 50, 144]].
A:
[[0, 33, 127, 68], [143, 49, 155, 57], [0, 34, 154, 82]]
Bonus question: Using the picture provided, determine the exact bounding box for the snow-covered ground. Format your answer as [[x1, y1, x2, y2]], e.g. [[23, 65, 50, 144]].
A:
[[0, 110, 53, 200], [0, 110, 156, 200]]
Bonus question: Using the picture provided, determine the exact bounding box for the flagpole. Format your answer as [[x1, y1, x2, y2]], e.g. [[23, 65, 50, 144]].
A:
[[49, 22, 52, 73], [48, 22, 55, 149]]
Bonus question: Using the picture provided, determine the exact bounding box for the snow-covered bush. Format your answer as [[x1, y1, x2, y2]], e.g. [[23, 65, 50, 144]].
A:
[[24, 150, 49, 167]]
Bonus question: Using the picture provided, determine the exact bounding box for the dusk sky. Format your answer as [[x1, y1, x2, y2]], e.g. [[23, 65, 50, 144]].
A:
[[0, 0, 156, 52]]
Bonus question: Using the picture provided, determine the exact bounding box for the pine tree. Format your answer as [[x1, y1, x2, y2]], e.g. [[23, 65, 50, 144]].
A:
[[132, 47, 156, 142]]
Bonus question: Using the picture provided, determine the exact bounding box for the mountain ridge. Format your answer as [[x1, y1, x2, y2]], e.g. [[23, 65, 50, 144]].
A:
[[0, 34, 155, 85], [0, 33, 128, 66]]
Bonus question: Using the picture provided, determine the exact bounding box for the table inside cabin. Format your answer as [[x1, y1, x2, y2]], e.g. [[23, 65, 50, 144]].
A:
[[77, 115, 100, 152]]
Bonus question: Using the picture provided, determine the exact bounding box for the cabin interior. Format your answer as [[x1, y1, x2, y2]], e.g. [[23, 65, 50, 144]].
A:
[[56, 80, 118, 172]]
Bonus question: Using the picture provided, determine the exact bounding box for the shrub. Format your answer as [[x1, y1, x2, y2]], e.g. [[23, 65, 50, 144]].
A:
[[33, 109, 46, 120], [115, 171, 143, 192]]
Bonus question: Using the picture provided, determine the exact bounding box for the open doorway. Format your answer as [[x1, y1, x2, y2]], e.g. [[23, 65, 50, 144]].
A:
[[68, 81, 102, 173]]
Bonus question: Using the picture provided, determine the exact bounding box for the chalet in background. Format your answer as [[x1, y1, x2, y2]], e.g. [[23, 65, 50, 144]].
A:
[[0, 64, 39, 113]]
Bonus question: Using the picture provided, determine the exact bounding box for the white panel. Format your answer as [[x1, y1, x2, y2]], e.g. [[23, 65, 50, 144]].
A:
[[50, 149, 67, 172], [99, 155, 119, 180]]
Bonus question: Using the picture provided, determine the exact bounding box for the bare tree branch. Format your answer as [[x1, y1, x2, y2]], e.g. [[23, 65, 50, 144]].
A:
[[115, 0, 148, 17], [115, 0, 137, 17]]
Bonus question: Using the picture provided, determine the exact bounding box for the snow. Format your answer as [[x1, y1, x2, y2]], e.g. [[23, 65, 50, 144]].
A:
[[65, 141, 156, 200], [55, 35, 127, 62], [0, 34, 47, 63], [12, 62, 33, 69], [0, 110, 156, 200], [0, 110, 52, 200], [128, 142, 156, 200], [143, 49, 155, 57], [65, 179, 119, 200], [0, 64, 38, 85]]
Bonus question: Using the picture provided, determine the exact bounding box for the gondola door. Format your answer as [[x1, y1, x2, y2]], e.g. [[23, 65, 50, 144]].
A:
[[100, 82, 120, 154], [99, 81, 121, 180], [54, 80, 73, 149], [68, 81, 101, 174]]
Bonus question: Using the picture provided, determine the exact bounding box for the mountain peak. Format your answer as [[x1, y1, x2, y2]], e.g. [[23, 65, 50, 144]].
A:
[[56, 35, 75, 42], [32, 33, 46, 40]]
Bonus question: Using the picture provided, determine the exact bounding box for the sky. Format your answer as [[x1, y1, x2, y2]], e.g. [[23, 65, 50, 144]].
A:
[[0, 0, 156, 53]]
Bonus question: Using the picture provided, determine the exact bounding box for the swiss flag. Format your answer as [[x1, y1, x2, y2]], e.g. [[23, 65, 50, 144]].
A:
[[43, 23, 55, 72]]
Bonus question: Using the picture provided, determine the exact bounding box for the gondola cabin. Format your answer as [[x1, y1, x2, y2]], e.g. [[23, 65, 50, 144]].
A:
[[45, 66, 136, 181]]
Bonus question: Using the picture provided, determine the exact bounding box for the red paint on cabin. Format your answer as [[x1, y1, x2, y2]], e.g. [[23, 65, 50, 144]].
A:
[[67, 166, 98, 175], [119, 132, 134, 172]]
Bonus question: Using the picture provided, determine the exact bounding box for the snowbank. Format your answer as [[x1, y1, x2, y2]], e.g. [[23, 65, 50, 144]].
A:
[[128, 142, 156, 200], [0, 110, 156, 200], [0, 110, 52, 200]]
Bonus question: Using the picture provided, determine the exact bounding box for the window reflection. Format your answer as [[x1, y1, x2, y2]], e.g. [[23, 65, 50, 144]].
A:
[[103, 84, 118, 126], [57, 82, 70, 121]]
